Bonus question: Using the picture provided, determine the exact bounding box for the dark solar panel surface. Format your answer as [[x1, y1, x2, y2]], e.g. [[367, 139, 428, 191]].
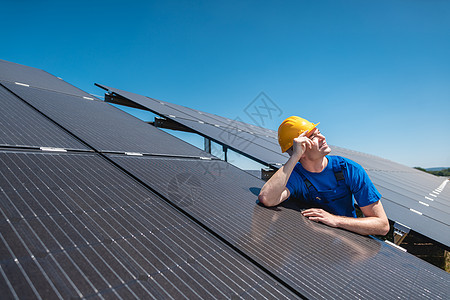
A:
[[101, 84, 279, 143], [368, 177, 450, 246], [0, 59, 94, 98], [96, 84, 288, 164], [1, 81, 213, 158], [369, 172, 450, 216], [97, 83, 280, 137], [0, 150, 295, 299], [0, 84, 89, 151], [106, 154, 450, 299], [177, 119, 287, 164], [331, 146, 424, 172]]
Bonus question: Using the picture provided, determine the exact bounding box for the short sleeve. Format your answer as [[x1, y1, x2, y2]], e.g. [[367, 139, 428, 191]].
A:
[[286, 165, 302, 200], [344, 159, 382, 207]]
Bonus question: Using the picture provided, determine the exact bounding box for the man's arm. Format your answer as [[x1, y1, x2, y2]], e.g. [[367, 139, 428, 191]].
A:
[[258, 133, 313, 207], [258, 166, 292, 207], [301, 200, 390, 236]]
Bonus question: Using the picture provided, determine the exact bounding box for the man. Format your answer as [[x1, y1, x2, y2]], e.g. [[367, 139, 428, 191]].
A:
[[258, 116, 390, 236]]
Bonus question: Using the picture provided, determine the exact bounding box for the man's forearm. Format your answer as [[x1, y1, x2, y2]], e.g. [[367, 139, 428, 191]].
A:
[[335, 215, 390, 236], [258, 154, 299, 206], [301, 208, 390, 236], [259, 134, 313, 206]]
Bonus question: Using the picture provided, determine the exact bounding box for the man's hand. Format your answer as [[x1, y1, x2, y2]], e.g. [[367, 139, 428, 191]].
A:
[[301, 201, 390, 236], [301, 208, 339, 227], [291, 130, 314, 159]]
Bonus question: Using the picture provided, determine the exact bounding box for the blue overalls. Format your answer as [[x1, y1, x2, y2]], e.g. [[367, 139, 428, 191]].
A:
[[297, 156, 357, 218]]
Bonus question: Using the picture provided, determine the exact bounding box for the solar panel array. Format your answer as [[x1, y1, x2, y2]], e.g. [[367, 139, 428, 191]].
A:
[[1, 60, 449, 299], [96, 84, 450, 248]]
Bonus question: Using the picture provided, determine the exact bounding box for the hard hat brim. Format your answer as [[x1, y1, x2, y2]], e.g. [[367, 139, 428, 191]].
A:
[[305, 122, 320, 137]]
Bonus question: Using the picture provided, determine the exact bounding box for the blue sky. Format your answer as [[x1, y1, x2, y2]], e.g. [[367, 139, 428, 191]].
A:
[[1, 0, 449, 168]]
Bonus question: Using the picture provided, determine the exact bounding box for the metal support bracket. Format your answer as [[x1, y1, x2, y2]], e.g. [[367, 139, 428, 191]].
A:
[[204, 138, 212, 154], [261, 168, 277, 181], [393, 222, 411, 245], [223, 145, 228, 162]]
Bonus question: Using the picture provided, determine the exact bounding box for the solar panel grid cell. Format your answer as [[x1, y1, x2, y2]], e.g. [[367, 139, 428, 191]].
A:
[[0, 84, 89, 151], [0, 151, 296, 299]]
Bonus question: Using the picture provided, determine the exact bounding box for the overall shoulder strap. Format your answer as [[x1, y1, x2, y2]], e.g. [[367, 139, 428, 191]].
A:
[[296, 168, 319, 201], [331, 156, 346, 182], [297, 169, 313, 188]]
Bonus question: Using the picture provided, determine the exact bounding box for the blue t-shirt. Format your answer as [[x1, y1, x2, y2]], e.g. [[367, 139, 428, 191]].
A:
[[286, 156, 381, 217]]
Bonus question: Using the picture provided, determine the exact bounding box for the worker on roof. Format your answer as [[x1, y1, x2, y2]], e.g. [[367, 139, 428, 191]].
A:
[[258, 116, 390, 236]]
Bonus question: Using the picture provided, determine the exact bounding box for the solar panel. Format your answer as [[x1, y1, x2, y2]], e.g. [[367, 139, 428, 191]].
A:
[[98, 84, 281, 145], [96, 84, 288, 165], [95, 84, 450, 247], [368, 171, 450, 215], [105, 153, 450, 299], [0, 83, 89, 151], [1, 81, 214, 158], [0, 59, 94, 98], [331, 145, 437, 174], [0, 150, 295, 299], [178, 118, 289, 165]]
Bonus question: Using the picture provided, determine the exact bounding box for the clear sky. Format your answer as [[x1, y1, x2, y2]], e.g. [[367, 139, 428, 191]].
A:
[[1, 0, 449, 168]]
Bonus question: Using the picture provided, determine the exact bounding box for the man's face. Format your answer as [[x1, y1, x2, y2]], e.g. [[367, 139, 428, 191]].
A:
[[286, 128, 331, 158], [306, 128, 332, 157]]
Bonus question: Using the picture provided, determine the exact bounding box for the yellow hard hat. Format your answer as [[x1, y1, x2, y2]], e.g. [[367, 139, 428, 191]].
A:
[[278, 116, 320, 153]]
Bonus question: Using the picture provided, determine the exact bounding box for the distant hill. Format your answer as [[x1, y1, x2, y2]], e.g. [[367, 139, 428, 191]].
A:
[[426, 167, 448, 171], [415, 167, 450, 177]]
